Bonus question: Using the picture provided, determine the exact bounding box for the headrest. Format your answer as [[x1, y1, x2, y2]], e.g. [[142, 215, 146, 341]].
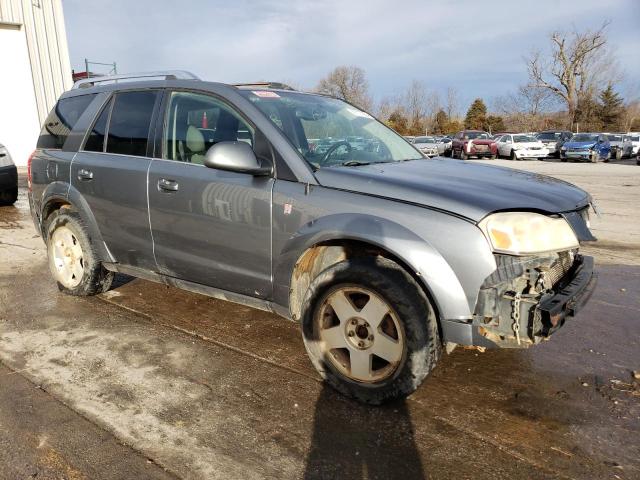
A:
[[186, 125, 205, 153]]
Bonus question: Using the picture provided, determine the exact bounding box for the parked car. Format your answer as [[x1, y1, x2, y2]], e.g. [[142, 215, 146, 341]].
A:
[[628, 132, 640, 157], [29, 71, 598, 404], [496, 134, 549, 160], [536, 131, 573, 158], [560, 133, 611, 162], [605, 133, 634, 160], [438, 136, 452, 156], [451, 130, 497, 159], [0, 143, 18, 205], [412, 136, 439, 157]]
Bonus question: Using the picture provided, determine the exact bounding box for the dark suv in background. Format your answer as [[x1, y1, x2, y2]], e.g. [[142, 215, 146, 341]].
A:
[[29, 71, 597, 404], [536, 130, 573, 158]]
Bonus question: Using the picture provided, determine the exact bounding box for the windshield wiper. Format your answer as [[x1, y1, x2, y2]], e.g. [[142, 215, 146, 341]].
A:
[[341, 160, 372, 167]]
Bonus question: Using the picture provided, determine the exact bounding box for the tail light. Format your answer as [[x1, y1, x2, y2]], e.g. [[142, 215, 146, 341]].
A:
[[27, 150, 35, 191]]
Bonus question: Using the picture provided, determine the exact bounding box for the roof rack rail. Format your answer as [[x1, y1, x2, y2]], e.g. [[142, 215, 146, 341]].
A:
[[72, 70, 200, 89], [233, 82, 297, 91]]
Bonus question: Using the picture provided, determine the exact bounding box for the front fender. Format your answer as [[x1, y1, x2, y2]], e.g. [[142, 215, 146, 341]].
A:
[[273, 212, 472, 321]]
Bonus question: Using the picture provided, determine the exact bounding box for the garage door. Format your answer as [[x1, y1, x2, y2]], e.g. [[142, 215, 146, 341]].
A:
[[0, 23, 40, 166]]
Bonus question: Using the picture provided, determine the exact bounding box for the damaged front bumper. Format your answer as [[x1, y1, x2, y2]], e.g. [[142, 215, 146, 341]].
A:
[[443, 251, 597, 349], [474, 252, 596, 348]]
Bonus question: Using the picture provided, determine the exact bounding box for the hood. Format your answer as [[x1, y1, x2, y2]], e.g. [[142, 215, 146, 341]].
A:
[[515, 141, 544, 148], [314, 158, 590, 222], [563, 141, 597, 149]]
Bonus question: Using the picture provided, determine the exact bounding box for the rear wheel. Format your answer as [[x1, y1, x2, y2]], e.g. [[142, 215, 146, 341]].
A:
[[46, 210, 114, 296], [301, 257, 440, 405]]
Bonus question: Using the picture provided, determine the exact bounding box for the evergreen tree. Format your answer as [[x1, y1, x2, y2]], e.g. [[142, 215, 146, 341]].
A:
[[465, 98, 487, 129], [434, 109, 449, 134], [598, 85, 624, 130]]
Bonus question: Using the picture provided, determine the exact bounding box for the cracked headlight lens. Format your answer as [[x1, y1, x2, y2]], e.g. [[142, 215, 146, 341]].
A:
[[479, 212, 579, 255]]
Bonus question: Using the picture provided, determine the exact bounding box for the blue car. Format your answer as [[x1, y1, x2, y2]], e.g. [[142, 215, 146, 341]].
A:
[[560, 133, 611, 162]]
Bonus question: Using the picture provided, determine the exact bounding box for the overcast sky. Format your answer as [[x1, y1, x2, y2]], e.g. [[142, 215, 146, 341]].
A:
[[63, 0, 639, 112]]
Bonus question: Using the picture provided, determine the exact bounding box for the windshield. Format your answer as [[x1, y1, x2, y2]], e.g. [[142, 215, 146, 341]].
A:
[[606, 134, 622, 141], [464, 131, 490, 139], [414, 136, 435, 143], [571, 134, 598, 142], [514, 135, 537, 143], [239, 90, 422, 168]]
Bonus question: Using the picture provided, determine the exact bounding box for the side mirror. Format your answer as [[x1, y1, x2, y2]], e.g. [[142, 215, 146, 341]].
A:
[[204, 141, 272, 176]]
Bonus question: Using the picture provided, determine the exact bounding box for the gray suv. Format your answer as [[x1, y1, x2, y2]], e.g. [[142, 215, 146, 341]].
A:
[[29, 71, 597, 404]]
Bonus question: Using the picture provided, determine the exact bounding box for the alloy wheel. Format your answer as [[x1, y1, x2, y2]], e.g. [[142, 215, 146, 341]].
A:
[[316, 286, 405, 383], [49, 226, 84, 288]]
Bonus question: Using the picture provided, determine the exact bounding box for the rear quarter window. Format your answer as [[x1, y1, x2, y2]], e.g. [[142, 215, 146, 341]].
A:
[[37, 94, 97, 149]]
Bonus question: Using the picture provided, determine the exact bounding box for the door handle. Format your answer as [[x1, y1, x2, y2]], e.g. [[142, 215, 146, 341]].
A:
[[77, 168, 93, 180], [158, 178, 179, 192]]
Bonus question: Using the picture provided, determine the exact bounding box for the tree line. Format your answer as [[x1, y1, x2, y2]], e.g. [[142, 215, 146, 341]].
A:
[[313, 22, 639, 135]]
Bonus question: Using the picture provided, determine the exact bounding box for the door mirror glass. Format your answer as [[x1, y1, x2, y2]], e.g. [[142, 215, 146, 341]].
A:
[[204, 141, 272, 175]]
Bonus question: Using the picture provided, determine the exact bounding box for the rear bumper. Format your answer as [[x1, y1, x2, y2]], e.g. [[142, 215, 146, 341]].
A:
[[0, 164, 17, 192], [441, 254, 597, 349]]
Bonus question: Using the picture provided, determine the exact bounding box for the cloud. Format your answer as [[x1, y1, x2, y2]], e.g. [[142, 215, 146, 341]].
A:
[[63, 0, 639, 109]]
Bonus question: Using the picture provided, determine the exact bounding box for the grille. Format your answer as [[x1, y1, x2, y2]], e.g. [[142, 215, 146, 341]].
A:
[[546, 251, 575, 286], [474, 144, 488, 152]]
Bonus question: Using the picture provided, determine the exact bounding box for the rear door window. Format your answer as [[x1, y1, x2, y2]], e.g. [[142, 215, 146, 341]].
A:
[[84, 98, 113, 152], [37, 94, 97, 149], [106, 91, 159, 157]]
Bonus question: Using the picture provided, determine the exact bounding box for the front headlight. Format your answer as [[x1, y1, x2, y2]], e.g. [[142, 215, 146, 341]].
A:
[[479, 212, 579, 255], [561, 146, 567, 151]]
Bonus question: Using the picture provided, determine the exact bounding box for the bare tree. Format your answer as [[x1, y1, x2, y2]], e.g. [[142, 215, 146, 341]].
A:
[[445, 87, 460, 120], [526, 22, 619, 128], [403, 80, 428, 132], [315, 65, 373, 111], [493, 85, 556, 131], [622, 100, 640, 132]]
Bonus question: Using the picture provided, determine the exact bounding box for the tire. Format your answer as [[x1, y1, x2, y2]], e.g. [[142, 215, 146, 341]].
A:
[[489, 154, 496, 160], [615, 149, 622, 161], [300, 257, 441, 405], [45, 209, 114, 296], [510, 150, 517, 161], [460, 150, 468, 160], [0, 187, 18, 206]]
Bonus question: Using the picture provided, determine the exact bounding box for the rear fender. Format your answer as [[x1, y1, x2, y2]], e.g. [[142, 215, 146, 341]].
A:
[[40, 183, 112, 262]]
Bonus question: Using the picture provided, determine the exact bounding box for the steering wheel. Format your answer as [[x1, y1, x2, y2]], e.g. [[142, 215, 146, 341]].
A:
[[320, 141, 352, 166]]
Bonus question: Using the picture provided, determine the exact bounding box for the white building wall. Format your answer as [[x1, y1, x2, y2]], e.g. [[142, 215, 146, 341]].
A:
[[0, 0, 72, 165]]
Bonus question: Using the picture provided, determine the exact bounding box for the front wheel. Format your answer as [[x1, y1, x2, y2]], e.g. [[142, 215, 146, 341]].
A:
[[46, 210, 114, 296], [510, 150, 517, 161], [460, 150, 468, 160], [301, 257, 441, 405]]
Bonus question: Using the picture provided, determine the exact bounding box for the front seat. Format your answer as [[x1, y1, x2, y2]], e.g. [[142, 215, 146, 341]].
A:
[[185, 125, 206, 164]]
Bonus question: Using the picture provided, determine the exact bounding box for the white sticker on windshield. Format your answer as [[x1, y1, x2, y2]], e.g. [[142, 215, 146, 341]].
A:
[[252, 90, 280, 98], [345, 107, 373, 119]]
